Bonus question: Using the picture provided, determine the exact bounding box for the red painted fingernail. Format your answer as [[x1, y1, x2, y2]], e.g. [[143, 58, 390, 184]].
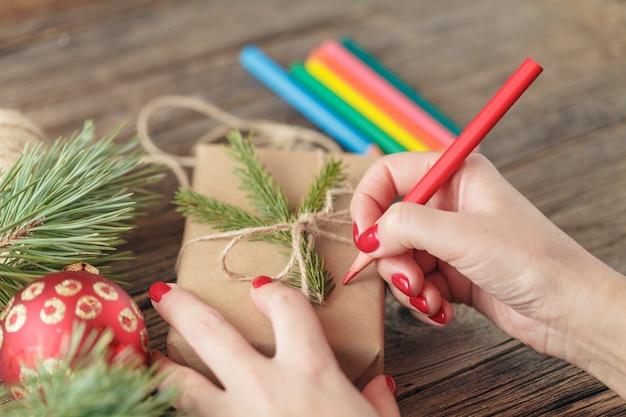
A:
[[391, 273, 411, 296], [352, 222, 359, 245], [429, 306, 446, 324], [409, 294, 429, 314], [385, 375, 398, 398], [355, 224, 379, 253], [149, 282, 172, 303], [252, 275, 274, 288]]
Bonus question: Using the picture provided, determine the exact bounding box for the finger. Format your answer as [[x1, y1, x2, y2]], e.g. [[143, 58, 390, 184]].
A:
[[409, 298, 455, 327], [375, 251, 425, 297], [150, 283, 264, 385], [249, 278, 337, 367], [361, 202, 483, 269], [350, 152, 443, 235], [150, 350, 224, 416], [361, 375, 401, 417]]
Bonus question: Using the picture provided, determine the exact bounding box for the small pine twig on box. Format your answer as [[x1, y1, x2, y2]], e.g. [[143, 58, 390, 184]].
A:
[[174, 131, 347, 304]]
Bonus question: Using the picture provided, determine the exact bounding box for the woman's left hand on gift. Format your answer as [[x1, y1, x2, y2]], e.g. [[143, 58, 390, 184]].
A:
[[148, 279, 400, 417]]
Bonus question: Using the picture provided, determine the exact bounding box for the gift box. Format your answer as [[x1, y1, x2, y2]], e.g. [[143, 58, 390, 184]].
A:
[[166, 143, 384, 389]]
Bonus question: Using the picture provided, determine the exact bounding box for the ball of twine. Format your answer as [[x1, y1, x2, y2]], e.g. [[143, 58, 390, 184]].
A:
[[0, 109, 45, 173]]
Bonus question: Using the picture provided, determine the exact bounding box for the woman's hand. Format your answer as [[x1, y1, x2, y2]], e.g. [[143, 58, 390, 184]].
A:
[[349, 152, 626, 365], [149, 279, 400, 417]]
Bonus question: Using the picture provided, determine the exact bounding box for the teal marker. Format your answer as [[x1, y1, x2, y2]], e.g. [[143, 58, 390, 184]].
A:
[[340, 37, 462, 136], [290, 62, 405, 154]]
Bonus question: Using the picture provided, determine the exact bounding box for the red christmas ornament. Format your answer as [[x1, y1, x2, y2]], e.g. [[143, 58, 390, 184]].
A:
[[0, 263, 149, 398]]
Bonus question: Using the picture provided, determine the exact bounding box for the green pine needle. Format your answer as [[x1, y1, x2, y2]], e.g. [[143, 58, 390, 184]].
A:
[[226, 131, 292, 223], [299, 156, 346, 214], [173, 131, 347, 304], [1, 322, 180, 417], [0, 121, 164, 306], [174, 188, 265, 232]]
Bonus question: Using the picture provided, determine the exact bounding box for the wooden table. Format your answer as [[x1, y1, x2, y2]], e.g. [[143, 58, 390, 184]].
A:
[[2, 1, 626, 415]]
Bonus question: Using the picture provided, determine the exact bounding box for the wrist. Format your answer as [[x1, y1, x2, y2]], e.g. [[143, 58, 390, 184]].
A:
[[548, 258, 626, 398]]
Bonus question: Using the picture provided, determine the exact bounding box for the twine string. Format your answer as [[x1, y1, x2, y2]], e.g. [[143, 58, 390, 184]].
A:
[[136, 95, 342, 188], [175, 186, 354, 299], [136, 96, 351, 299]]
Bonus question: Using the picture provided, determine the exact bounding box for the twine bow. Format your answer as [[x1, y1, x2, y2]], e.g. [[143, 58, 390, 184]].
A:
[[137, 95, 352, 302], [176, 185, 353, 302]]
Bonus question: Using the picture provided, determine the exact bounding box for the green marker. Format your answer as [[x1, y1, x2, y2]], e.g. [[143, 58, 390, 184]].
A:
[[290, 62, 406, 154], [340, 37, 462, 136]]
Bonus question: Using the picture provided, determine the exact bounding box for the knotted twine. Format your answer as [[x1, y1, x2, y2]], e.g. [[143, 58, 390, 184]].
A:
[[136, 95, 353, 301]]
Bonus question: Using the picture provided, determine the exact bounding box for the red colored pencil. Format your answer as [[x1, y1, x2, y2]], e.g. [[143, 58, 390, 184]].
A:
[[344, 58, 543, 284]]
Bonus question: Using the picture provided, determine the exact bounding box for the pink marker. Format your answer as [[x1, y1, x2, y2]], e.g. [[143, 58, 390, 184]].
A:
[[319, 39, 456, 150]]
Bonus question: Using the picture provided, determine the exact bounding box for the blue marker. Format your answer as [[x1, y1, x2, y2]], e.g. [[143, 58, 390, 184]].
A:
[[239, 45, 379, 155]]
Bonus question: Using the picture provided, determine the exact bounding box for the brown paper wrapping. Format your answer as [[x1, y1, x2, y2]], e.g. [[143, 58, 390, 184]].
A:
[[166, 144, 384, 389]]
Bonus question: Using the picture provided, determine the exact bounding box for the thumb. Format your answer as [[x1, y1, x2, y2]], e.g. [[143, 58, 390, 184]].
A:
[[361, 375, 401, 417], [374, 202, 483, 265]]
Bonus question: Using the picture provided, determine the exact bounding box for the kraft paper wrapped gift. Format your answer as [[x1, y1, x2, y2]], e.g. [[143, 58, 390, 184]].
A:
[[166, 143, 384, 388]]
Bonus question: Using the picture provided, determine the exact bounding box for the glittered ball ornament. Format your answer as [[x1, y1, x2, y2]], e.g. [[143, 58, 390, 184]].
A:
[[0, 263, 149, 395]]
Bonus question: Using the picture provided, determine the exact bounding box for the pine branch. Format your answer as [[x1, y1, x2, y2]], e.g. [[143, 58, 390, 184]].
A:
[[226, 131, 292, 223], [299, 157, 346, 214], [174, 131, 348, 304], [174, 187, 265, 232], [2, 322, 180, 417], [287, 239, 335, 305], [0, 121, 164, 306]]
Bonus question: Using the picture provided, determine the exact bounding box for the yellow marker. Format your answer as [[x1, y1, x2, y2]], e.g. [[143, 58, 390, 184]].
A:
[[305, 58, 429, 152]]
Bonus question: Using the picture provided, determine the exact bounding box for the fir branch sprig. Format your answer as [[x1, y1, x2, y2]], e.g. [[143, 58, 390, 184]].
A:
[[226, 132, 292, 223], [1, 322, 180, 417], [174, 131, 347, 304], [0, 121, 164, 306]]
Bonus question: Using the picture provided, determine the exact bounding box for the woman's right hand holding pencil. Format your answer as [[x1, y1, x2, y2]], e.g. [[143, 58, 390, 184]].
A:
[[349, 151, 626, 399]]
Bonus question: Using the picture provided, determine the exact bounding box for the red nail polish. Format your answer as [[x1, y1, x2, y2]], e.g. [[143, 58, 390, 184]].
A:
[[409, 294, 429, 314], [149, 282, 172, 303], [356, 224, 379, 253], [391, 273, 411, 296], [429, 306, 446, 324], [252, 275, 274, 288], [352, 222, 359, 245], [385, 375, 398, 398]]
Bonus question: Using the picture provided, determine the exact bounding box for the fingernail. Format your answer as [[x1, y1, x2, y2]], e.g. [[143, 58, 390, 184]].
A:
[[149, 282, 172, 303], [391, 273, 411, 296], [409, 294, 429, 314], [352, 222, 359, 245], [355, 224, 379, 253], [252, 275, 274, 288], [385, 375, 398, 398], [429, 306, 446, 324]]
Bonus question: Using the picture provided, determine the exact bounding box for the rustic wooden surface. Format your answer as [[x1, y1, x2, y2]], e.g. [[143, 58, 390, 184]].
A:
[[2, 0, 626, 415]]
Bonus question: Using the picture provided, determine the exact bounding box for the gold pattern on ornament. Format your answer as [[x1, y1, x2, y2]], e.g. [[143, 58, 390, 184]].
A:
[[75, 295, 102, 320], [0, 327, 3, 348], [55, 279, 82, 296], [118, 307, 137, 332], [140, 328, 149, 352], [131, 299, 143, 319], [41, 297, 66, 324], [93, 282, 119, 301], [21, 282, 45, 301], [0, 296, 14, 321], [5, 303, 27, 332], [11, 385, 28, 400]]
